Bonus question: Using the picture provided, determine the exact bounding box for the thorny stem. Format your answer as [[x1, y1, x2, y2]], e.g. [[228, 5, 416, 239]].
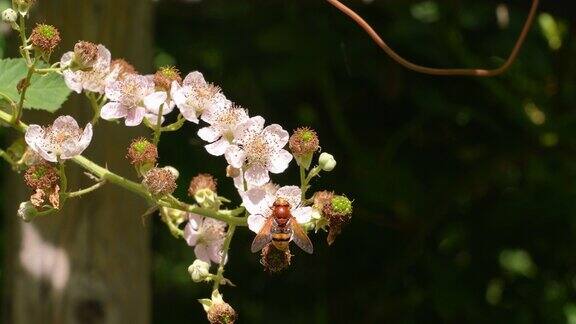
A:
[[299, 165, 306, 202], [0, 109, 248, 227], [325, 0, 539, 77], [153, 104, 164, 145], [18, 14, 31, 65], [13, 59, 37, 124], [65, 181, 106, 198], [212, 224, 236, 292], [86, 92, 102, 125], [301, 165, 321, 202]]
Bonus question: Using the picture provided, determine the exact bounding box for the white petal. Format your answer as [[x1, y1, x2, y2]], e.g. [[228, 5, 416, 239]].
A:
[[247, 214, 268, 234], [77, 123, 93, 151], [205, 138, 230, 156], [208, 243, 224, 264], [144, 113, 164, 127], [194, 244, 210, 263], [124, 107, 146, 126], [244, 164, 270, 187], [100, 102, 128, 120], [53, 115, 80, 131], [241, 187, 272, 216], [263, 124, 289, 148], [224, 145, 246, 168], [104, 80, 123, 101], [188, 213, 203, 230], [60, 52, 74, 67], [233, 116, 265, 145], [198, 126, 221, 143], [293, 206, 313, 224], [180, 105, 199, 124], [268, 149, 292, 174], [276, 185, 302, 208], [183, 71, 206, 87], [95, 44, 112, 69], [60, 123, 92, 159], [24, 125, 44, 150], [144, 91, 167, 113], [184, 222, 200, 246], [63, 70, 82, 93]]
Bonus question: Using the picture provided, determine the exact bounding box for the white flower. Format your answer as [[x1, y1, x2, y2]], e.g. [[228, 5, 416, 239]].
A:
[[101, 74, 167, 127], [143, 74, 176, 128], [60, 44, 117, 94], [198, 105, 249, 156], [224, 116, 292, 186], [242, 185, 313, 234], [170, 71, 231, 123], [25, 115, 93, 163], [184, 213, 227, 264]]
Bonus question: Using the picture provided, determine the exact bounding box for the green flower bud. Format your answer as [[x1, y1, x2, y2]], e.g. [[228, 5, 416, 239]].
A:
[[318, 152, 336, 172], [18, 201, 38, 222], [188, 259, 211, 283]]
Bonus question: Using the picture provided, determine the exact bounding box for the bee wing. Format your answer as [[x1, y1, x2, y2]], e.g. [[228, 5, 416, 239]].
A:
[[290, 218, 314, 254], [250, 217, 274, 253]]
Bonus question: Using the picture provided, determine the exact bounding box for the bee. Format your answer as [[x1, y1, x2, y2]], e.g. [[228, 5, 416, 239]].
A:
[[251, 198, 313, 254]]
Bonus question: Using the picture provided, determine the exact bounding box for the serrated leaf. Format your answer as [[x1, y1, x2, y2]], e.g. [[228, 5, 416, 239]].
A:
[[0, 58, 71, 112]]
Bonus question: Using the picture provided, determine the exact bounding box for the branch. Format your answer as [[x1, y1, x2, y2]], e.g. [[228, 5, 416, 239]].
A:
[[325, 0, 540, 77]]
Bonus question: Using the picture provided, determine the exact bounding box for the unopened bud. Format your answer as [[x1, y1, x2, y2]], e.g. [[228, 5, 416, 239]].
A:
[[127, 137, 157, 175], [142, 167, 177, 197], [30, 24, 61, 53], [289, 127, 320, 169], [154, 66, 182, 91], [188, 259, 211, 282], [17, 201, 38, 222], [2, 8, 17, 23], [260, 244, 292, 273], [318, 152, 336, 172]]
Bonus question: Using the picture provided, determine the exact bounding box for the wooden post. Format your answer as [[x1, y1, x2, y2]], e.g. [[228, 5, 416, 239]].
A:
[[2, 1, 153, 323]]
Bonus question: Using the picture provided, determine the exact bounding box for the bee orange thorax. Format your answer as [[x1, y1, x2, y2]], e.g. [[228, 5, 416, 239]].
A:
[[272, 198, 292, 225]]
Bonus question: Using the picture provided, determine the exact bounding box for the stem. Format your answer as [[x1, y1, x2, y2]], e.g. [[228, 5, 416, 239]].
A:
[[160, 114, 186, 132], [86, 92, 102, 125], [153, 104, 165, 145], [18, 14, 31, 65], [299, 166, 306, 201], [66, 181, 106, 198], [0, 101, 248, 227], [0, 149, 17, 168], [212, 224, 236, 292], [301, 166, 321, 202], [13, 59, 37, 124]]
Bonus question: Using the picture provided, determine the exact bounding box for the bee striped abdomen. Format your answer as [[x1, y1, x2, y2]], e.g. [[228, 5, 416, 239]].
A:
[[272, 231, 292, 251]]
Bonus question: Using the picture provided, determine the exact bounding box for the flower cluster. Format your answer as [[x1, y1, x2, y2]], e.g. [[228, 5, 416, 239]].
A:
[[2, 8, 354, 321]]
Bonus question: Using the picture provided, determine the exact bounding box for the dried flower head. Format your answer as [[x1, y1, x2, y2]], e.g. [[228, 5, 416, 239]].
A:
[[73, 41, 99, 69], [289, 127, 319, 157], [111, 59, 137, 81], [14, 0, 35, 15], [142, 167, 177, 196], [154, 66, 182, 91], [30, 24, 61, 53], [207, 301, 237, 324], [127, 137, 158, 166], [323, 195, 353, 245], [24, 163, 59, 190], [260, 244, 292, 273], [188, 173, 218, 197], [313, 190, 334, 210]]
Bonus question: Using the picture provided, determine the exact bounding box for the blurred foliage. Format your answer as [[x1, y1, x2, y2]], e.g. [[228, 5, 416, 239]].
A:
[[1, 0, 576, 323], [150, 1, 576, 323]]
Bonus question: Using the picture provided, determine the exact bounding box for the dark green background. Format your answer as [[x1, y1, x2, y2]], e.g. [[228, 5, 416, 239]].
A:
[[4, 1, 576, 323]]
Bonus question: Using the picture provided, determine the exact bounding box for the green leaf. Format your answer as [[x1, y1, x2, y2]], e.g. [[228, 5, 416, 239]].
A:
[[0, 58, 71, 112]]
